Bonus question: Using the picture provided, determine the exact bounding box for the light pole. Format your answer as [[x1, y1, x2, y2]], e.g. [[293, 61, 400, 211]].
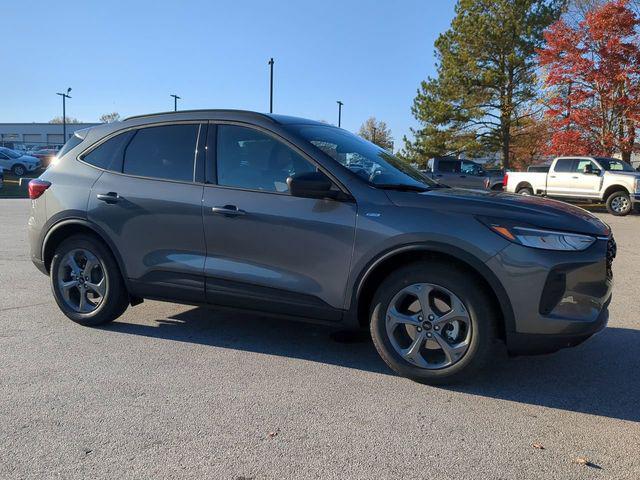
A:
[[268, 58, 274, 113], [170, 94, 181, 111], [337, 100, 343, 127], [56, 88, 72, 143]]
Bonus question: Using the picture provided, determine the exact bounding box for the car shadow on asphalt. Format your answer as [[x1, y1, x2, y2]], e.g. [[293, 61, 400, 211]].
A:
[[107, 307, 639, 423]]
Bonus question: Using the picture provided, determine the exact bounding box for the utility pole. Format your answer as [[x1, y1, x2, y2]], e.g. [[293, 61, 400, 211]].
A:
[[268, 58, 274, 113], [56, 88, 72, 143], [337, 101, 343, 127], [170, 94, 181, 111]]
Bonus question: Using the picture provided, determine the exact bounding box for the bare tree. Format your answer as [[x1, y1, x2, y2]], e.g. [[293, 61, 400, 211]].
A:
[[49, 116, 81, 124], [358, 117, 394, 150], [99, 112, 121, 123]]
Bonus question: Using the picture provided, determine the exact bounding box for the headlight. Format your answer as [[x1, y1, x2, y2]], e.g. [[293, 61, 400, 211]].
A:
[[480, 219, 596, 251]]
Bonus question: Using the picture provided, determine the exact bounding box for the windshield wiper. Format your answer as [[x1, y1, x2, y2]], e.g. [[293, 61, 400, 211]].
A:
[[375, 183, 431, 192]]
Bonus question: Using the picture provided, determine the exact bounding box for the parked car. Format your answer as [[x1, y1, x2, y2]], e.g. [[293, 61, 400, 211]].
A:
[[29, 111, 614, 384], [31, 148, 60, 168], [424, 158, 504, 190], [0, 147, 41, 176], [505, 156, 640, 216], [0, 166, 4, 190]]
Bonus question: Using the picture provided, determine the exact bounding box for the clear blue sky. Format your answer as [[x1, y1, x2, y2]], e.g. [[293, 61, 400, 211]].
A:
[[3, 0, 456, 146]]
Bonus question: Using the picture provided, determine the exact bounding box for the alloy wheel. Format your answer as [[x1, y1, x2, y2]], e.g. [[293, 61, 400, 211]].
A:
[[385, 283, 472, 369], [57, 248, 107, 313], [611, 196, 630, 213]]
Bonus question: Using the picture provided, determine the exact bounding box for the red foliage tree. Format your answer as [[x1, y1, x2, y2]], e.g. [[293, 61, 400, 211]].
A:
[[539, 0, 640, 162]]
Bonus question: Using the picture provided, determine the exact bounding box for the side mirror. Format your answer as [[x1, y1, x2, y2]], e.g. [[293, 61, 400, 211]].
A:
[[287, 171, 339, 200]]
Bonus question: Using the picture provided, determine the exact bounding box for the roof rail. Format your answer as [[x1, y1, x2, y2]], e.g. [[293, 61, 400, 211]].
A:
[[123, 109, 274, 122]]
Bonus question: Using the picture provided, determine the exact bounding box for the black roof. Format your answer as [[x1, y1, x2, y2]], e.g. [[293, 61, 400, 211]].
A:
[[123, 109, 326, 126]]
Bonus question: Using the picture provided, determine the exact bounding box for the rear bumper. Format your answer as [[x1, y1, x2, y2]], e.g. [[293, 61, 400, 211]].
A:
[[486, 237, 613, 355]]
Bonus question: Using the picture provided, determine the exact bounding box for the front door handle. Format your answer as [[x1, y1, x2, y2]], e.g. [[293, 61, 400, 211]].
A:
[[572, 176, 579, 179], [212, 205, 246, 217], [96, 192, 120, 204]]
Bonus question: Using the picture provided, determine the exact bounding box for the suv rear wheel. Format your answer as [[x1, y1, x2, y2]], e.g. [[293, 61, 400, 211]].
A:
[[50, 234, 129, 326], [370, 262, 496, 384]]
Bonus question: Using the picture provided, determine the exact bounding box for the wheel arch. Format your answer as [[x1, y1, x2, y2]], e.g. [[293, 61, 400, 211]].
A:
[[42, 218, 129, 283], [515, 181, 533, 193], [351, 243, 514, 342], [602, 184, 629, 201]]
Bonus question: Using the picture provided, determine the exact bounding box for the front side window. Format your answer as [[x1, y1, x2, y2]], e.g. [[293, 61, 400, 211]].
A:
[[122, 124, 199, 182], [286, 124, 438, 190], [216, 125, 316, 193], [575, 159, 598, 173]]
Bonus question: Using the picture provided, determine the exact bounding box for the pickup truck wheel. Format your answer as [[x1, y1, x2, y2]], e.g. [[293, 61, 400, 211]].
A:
[[369, 262, 496, 385], [606, 191, 632, 216], [516, 186, 533, 196]]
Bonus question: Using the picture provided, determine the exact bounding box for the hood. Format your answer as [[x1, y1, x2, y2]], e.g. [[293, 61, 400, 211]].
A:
[[386, 187, 610, 237], [19, 155, 39, 163], [604, 170, 640, 179]]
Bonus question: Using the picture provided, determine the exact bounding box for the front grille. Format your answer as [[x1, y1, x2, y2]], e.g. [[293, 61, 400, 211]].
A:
[[606, 237, 616, 279]]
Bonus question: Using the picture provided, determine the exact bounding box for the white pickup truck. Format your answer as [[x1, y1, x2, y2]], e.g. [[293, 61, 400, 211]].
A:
[[504, 156, 640, 216]]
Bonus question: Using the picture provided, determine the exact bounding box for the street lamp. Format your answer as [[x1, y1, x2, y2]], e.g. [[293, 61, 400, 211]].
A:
[[170, 94, 181, 111], [268, 58, 274, 113], [336, 100, 343, 127], [56, 88, 72, 143]]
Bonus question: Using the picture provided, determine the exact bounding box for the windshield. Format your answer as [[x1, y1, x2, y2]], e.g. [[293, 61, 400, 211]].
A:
[[0, 148, 22, 159], [287, 124, 438, 189], [596, 158, 635, 172]]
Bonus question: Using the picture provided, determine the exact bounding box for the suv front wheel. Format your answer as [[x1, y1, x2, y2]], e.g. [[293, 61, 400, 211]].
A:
[[50, 234, 129, 326], [370, 262, 496, 384]]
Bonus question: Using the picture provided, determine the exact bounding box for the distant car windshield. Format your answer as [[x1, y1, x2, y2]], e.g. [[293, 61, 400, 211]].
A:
[[0, 148, 21, 159], [596, 158, 635, 172], [288, 124, 438, 189]]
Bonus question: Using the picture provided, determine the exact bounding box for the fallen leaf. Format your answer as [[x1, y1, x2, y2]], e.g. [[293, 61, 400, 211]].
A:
[[267, 429, 279, 438], [531, 443, 545, 450], [574, 456, 590, 466]]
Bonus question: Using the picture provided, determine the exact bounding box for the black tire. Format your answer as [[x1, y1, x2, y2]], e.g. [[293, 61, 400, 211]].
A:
[[50, 234, 129, 326], [605, 191, 632, 216], [12, 164, 26, 177], [516, 186, 533, 196], [370, 261, 496, 385]]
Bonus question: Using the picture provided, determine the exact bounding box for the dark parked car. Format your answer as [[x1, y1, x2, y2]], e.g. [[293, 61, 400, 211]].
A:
[[28, 111, 614, 384], [424, 157, 504, 190]]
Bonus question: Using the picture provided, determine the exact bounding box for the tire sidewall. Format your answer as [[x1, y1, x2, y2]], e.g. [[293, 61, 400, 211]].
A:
[[606, 191, 631, 216], [370, 263, 494, 384], [12, 164, 26, 177], [50, 236, 124, 325], [517, 187, 533, 196]]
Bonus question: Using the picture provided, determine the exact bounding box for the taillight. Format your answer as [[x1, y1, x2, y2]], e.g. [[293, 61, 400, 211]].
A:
[[503, 172, 509, 187], [28, 179, 51, 199]]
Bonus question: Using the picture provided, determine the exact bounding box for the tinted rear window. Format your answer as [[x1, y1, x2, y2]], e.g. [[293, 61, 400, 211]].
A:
[[553, 159, 575, 172], [58, 135, 83, 158], [123, 124, 199, 182], [82, 131, 134, 171]]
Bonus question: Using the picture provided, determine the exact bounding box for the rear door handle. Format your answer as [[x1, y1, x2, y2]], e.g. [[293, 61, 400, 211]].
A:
[[211, 205, 246, 217], [96, 192, 120, 204]]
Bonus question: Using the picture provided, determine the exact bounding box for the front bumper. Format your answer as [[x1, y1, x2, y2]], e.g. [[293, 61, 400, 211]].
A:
[[632, 193, 639, 204], [26, 162, 41, 172], [486, 237, 613, 355]]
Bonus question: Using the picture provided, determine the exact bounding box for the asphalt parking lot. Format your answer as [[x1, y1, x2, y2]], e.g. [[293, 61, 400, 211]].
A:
[[1, 199, 638, 480]]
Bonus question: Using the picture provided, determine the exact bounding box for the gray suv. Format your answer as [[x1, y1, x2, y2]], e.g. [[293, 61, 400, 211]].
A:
[[28, 110, 615, 384]]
